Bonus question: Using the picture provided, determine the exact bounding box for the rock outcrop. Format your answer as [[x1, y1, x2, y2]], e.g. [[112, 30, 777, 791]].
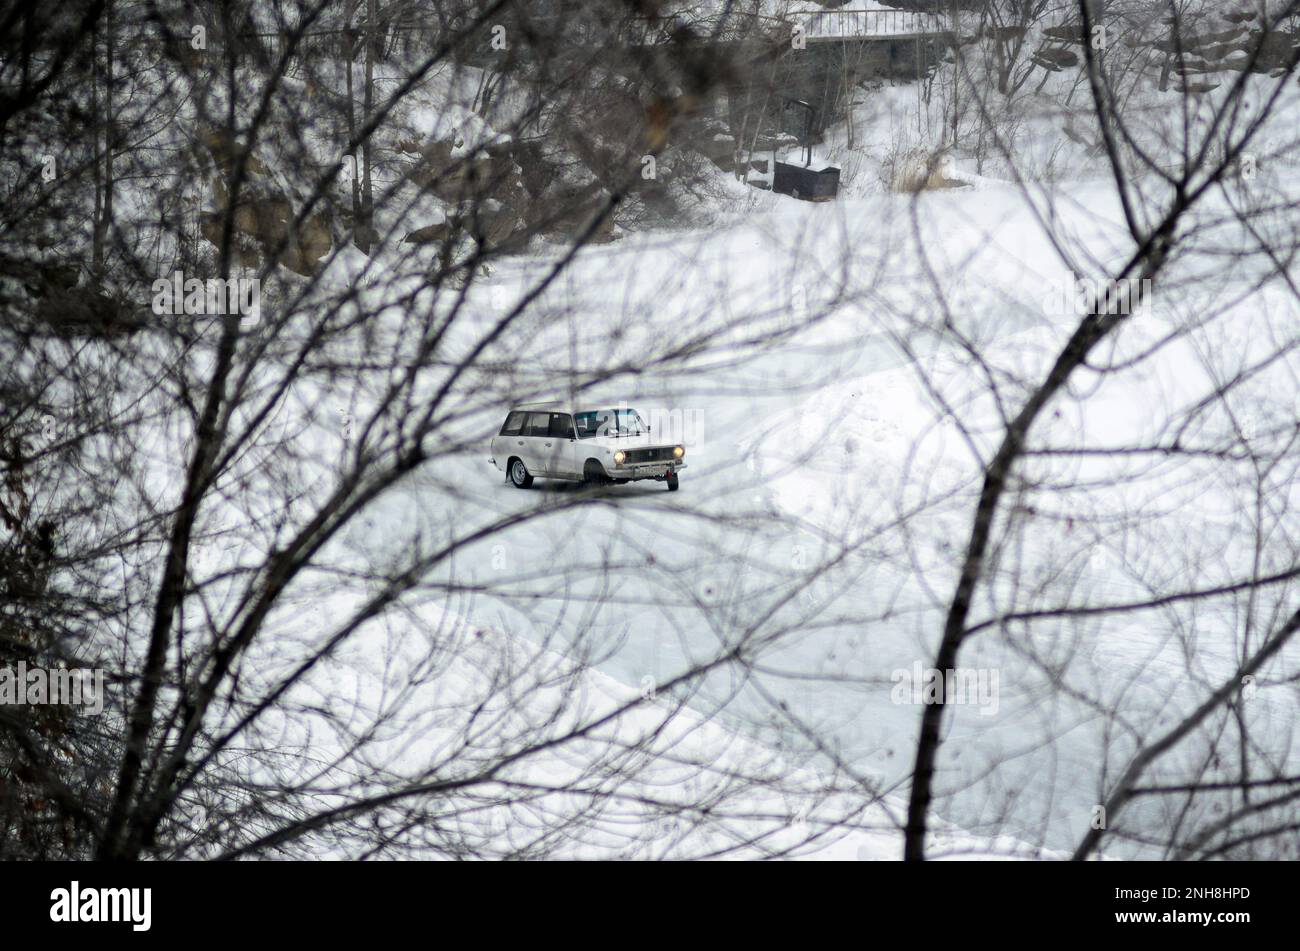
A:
[[198, 125, 333, 276]]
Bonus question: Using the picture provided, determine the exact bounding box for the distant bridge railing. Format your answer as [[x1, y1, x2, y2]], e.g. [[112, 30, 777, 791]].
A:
[[796, 8, 951, 41]]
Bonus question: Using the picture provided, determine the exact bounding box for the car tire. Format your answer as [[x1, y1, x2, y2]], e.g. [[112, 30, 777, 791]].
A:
[[666, 472, 679, 492], [509, 457, 533, 488], [583, 459, 608, 485]]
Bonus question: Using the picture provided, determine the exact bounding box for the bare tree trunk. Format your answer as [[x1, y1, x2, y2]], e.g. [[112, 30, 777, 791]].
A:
[[99, 0, 114, 275], [345, 0, 362, 247], [90, 16, 102, 273], [359, 0, 376, 253]]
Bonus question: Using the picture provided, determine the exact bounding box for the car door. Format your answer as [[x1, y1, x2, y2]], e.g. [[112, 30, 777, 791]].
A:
[[521, 412, 551, 473], [543, 413, 578, 478]]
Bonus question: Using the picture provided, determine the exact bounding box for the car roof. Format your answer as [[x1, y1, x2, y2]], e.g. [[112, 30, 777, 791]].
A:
[[573, 405, 638, 415], [510, 402, 642, 414]]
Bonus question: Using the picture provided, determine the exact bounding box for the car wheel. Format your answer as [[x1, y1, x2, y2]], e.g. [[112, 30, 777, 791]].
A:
[[509, 458, 533, 488], [666, 472, 679, 492], [583, 459, 608, 485]]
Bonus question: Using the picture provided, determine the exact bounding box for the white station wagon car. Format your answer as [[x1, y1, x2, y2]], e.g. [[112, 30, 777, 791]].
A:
[[490, 401, 685, 491]]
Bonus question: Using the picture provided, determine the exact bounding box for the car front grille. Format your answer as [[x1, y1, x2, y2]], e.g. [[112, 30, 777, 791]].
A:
[[622, 447, 676, 465]]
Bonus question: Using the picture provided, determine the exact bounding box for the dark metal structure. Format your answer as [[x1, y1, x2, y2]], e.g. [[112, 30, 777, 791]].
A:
[[772, 160, 841, 201], [770, 98, 840, 202]]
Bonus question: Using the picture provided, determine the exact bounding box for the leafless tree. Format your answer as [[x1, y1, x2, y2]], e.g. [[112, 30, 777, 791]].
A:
[[896, 0, 1300, 860], [0, 0, 901, 860]]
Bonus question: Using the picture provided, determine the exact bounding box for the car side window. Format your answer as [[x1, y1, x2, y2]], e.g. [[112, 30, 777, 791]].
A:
[[548, 413, 575, 439], [499, 411, 526, 436], [524, 412, 551, 437]]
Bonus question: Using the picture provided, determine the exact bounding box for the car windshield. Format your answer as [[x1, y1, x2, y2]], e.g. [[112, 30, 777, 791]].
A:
[[575, 408, 647, 438]]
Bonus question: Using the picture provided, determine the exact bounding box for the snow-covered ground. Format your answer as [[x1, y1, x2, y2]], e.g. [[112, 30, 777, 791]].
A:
[[269, 153, 1293, 857]]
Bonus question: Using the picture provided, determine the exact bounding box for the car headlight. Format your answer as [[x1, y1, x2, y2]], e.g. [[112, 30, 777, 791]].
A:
[[673, 445, 685, 459], [613, 450, 626, 465]]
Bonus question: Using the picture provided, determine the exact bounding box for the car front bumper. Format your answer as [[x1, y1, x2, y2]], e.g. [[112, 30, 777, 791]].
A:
[[609, 461, 685, 480]]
